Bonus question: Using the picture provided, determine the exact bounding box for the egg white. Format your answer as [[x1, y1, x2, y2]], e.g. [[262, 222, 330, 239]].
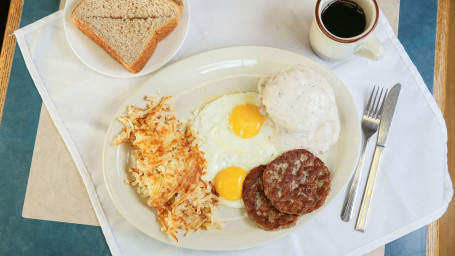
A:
[[190, 92, 280, 208]]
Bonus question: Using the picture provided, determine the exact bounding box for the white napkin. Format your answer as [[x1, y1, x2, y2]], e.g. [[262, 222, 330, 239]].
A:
[[15, 0, 452, 255]]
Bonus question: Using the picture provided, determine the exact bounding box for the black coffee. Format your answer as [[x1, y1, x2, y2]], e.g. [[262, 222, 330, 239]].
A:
[[321, 0, 366, 38]]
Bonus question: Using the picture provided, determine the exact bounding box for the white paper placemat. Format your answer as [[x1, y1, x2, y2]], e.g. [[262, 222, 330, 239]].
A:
[[15, 1, 452, 255]]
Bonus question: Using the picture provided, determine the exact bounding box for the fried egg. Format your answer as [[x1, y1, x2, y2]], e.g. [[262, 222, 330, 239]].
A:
[[190, 92, 279, 208]]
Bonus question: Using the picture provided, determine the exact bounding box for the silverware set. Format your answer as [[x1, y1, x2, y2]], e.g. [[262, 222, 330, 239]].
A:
[[341, 83, 401, 231]]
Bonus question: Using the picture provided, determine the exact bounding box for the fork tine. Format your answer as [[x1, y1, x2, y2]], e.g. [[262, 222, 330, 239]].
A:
[[372, 88, 384, 118], [377, 89, 388, 118], [368, 86, 379, 117], [365, 86, 377, 116]]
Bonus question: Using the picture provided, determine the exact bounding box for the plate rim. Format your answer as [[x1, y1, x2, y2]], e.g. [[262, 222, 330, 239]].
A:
[[63, 0, 191, 78], [102, 45, 361, 251]]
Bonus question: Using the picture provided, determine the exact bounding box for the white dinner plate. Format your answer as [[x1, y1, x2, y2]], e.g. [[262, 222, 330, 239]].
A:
[[103, 46, 361, 250], [63, 0, 190, 78]]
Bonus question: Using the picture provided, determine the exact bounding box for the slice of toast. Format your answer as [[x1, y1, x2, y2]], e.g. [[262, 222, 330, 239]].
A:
[[71, 0, 183, 74]]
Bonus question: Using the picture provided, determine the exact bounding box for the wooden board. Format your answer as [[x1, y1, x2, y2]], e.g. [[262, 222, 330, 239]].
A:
[[438, 0, 455, 255], [0, 0, 23, 124]]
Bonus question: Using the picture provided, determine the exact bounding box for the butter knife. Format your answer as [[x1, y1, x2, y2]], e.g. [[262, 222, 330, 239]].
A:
[[355, 83, 401, 232]]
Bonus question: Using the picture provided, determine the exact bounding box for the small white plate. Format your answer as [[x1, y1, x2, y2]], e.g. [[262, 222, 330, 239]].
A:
[[63, 0, 190, 78], [103, 46, 361, 250]]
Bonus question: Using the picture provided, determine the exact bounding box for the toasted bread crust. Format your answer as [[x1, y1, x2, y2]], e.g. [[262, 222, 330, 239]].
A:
[[128, 14, 181, 73], [71, 0, 183, 74]]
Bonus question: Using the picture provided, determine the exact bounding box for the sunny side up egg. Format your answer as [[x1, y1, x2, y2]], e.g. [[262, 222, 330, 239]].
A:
[[190, 92, 279, 208]]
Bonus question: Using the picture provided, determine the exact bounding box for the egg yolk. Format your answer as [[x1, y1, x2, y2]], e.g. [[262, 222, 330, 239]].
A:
[[229, 104, 264, 138], [214, 167, 248, 201]]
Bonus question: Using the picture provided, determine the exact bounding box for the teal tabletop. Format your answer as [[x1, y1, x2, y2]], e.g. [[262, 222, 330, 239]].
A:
[[0, 0, 438, 254]]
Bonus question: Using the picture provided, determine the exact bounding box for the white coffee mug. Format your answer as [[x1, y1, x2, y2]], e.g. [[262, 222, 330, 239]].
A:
[[309, 0, 385, 61]]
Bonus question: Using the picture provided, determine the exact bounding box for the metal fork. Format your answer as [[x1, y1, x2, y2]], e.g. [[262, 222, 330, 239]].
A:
[[341, 86, 387, 222]]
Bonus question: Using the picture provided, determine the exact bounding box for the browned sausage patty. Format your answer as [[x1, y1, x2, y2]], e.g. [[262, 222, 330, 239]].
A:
[[242, 165, 299, 230], [262, 149, 331, 215]]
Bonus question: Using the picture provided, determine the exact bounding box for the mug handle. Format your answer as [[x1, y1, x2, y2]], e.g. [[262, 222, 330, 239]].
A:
[[355, 34, 385, 60]]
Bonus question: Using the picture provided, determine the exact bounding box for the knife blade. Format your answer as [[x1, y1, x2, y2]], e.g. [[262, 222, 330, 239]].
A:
[[355, 83, 401, 232], [376, 84, 401, 147]]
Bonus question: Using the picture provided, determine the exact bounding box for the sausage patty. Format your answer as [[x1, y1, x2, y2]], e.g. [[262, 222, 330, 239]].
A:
[[262, 149, 331, 215], [242, 165, 299, 230]]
